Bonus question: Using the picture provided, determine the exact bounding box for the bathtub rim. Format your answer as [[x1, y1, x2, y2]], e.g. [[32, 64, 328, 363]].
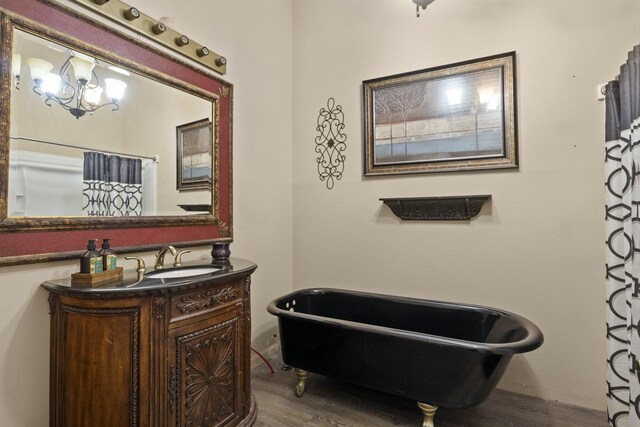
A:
[[267, 288, 544, 355]]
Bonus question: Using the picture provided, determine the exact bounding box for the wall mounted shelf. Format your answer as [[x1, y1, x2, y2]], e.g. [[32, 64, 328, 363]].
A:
[[380, 195, 491, 221], [178, 204, 212, 212]]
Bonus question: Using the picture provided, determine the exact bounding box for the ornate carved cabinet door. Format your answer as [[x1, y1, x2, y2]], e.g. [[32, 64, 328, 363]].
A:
[[168, 309, 244, 427]]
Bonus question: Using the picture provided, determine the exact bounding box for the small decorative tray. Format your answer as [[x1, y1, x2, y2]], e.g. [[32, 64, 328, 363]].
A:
[[71, 267, 124, 286]]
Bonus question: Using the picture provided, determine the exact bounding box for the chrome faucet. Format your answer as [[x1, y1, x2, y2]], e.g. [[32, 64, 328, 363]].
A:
[[154, 246, 177, 270]]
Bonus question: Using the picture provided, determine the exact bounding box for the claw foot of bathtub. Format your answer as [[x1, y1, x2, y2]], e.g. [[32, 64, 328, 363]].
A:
[[293, 368, 309, 397], [417, 402, 438, 427]]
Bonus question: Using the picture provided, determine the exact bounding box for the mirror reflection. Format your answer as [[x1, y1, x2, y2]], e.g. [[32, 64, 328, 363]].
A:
[[8, 28, 215, 218]]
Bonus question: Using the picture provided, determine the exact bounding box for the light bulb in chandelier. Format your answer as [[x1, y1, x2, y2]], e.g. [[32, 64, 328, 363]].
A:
[[12, 54, 21, 79], [42, 73, 61, 95], [26, 57, 53, 86], [105, 78, 127, 101], [83, 84, 103, 105], [69, 56, 95, 84]]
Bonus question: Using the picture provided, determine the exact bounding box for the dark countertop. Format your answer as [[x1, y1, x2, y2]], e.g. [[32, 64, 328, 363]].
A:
[[41, 257, 257, 296]]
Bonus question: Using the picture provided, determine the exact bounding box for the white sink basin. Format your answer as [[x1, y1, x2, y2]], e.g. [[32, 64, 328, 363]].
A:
[[146, 267, 220, 279]]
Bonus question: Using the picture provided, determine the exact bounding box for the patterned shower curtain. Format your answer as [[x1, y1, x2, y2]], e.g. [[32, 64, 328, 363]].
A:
[[606, 45, 640, 427], [82, 152, 143, 216]]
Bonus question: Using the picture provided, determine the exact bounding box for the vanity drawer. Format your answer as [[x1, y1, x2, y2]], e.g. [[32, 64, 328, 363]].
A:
[[169, 280, 243, 323]]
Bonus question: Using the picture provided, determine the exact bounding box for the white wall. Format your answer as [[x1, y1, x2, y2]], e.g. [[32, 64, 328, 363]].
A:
[[291, 0, 640, 411], [0, 1, 292, 425]]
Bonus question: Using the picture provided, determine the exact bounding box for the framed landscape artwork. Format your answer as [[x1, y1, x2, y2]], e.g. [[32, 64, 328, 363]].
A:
[[363, 52, 518, 175], [176, 118, 213, 191]]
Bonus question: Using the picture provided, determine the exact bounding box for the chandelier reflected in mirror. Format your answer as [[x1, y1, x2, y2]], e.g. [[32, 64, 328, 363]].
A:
[[24, 51, 127, 119]]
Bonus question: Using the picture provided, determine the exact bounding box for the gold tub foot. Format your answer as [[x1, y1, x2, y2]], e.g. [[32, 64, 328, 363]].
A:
[[417, 402, 438, 427], [293, 368, 309, 397]]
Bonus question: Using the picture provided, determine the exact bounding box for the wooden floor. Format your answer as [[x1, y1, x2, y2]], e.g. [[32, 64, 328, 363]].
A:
[[252, 357, 606, 426]]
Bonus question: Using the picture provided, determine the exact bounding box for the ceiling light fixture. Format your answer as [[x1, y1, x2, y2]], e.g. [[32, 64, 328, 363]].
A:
[[25, 52, 127, 119], [412, 0, 437, 17]]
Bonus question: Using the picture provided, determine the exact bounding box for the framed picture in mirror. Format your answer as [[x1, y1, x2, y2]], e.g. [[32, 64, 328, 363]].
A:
[[363, 51, 518, 175], [177, 118, 213, 191]]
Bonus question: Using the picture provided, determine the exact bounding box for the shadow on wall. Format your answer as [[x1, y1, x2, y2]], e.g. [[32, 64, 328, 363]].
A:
[[0, 286, 49, 425], [499, 355, 543, 395]]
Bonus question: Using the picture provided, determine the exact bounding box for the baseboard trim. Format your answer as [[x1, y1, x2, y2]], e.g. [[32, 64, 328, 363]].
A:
[[251, 342, 280, 370]]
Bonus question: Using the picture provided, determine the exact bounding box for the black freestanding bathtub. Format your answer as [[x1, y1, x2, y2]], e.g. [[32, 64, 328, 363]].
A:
[[267, 288, 543, 426]]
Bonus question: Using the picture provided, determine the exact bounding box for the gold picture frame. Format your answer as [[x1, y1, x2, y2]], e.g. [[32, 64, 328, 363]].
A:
[[176, 118, 212, 191], [363, 52, 518, 176]]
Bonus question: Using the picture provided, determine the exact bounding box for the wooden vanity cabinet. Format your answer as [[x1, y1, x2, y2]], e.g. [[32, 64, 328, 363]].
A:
[[49, 294, 153, 427], [43, 260, 257, 427], [167, 284, 249, 427]]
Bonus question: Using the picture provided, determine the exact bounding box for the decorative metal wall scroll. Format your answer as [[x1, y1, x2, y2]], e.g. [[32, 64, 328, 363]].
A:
[[315, 98, 347, 189]]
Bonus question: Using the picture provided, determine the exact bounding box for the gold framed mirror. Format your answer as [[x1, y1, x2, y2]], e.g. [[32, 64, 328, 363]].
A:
[[0, 0, 233, 265]]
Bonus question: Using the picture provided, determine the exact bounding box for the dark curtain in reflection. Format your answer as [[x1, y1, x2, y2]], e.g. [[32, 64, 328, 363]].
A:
[[605, 44, 640, 427], [82, 152, 142, 216]]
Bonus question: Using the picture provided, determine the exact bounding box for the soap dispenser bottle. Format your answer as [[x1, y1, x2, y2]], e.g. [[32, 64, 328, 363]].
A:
[[100, 238, 116, 271], [80, 239, 103, 274]]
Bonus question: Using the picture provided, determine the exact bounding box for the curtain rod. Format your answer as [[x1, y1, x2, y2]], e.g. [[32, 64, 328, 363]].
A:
[[9, 135, 159, 163]]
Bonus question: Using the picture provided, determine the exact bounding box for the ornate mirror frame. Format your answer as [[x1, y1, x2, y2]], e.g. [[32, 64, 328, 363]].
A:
[[0, 0, 233, 265]]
